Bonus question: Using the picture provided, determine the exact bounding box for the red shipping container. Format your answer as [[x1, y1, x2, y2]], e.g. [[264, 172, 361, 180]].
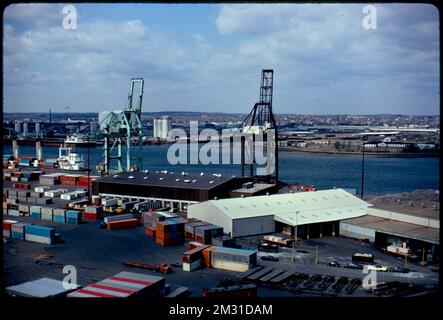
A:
[[83, 212, 98, 220], [107, 218, 140, 230]]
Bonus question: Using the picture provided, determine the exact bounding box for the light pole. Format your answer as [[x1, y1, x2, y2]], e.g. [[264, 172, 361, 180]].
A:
[[361, 140, 366, 199], [292, 211, 299, 263]]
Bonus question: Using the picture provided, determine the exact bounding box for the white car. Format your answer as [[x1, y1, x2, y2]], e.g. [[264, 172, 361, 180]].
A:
[[367, 265, 388, 272]]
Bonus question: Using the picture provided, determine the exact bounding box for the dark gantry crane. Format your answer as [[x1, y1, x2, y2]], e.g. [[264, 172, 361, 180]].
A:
[[239, 69, 279, 184]]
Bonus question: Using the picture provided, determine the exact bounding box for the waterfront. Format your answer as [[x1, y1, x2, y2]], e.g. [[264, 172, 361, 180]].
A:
[[4, 144, 439, 196]]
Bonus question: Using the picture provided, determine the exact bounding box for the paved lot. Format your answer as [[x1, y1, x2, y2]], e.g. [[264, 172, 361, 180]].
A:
[[3, 215, 439, 297]]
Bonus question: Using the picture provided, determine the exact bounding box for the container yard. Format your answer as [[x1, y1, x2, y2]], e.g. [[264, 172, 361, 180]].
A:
[[3, 145, 439, 299]]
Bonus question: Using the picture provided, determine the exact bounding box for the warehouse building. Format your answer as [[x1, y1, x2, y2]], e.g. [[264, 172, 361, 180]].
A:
[[340, 201, 439, 262], [92, 171, 251, 210], [188, 189, 370, 238]]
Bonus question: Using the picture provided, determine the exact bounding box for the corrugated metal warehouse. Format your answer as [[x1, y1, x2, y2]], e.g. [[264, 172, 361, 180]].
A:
[[340, 205, 439, 261], [188, 189, 370, 237], [92, 171, 251, 209]]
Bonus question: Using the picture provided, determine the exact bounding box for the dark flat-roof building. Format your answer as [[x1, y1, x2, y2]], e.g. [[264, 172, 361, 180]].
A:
[[92, 170, 251, 210]]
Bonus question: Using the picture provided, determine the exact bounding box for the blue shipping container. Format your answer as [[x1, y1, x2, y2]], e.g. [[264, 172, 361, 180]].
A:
[[66, 217, 80, 224], [11, 231, 25, 240], [66, 210, 82, 219], [53, 216, 66, 223], [24, 225, 55, 238], [30, 213, 41, 219]]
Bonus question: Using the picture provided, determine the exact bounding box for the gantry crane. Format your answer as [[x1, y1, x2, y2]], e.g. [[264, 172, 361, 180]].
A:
[[239, 69, 279, 183], [97, 78, 144, 174]]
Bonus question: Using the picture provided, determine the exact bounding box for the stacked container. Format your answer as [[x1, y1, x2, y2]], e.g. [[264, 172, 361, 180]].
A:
[[24, 225, 55, 244], [182, 245, 211, 271], [41, 207, 53, 221], [35, 186, 50, 193], [143, 211, 165, 237], [83, 205, 103, 220], [3, 220, 18, 238], [53, 209, 66, 223], [60, 174, 82, 186], [155, 218, 186, 246], [13, 182, 30, 190], [39, 173, 63, 185], [18, 204, 30, 216], [202, 246, 216, 268], [30, 206, 42, 219], [185, 221, 210, 240], [66, 210, 82, 224], [67, 271, 165, 298], [11, 222, 31, 240], [76, 175, 100, 187], [7, 208, 20, 217], [60, 190, 87, 200], [44, 189, 67, 198], [194, 224, 223, 244]]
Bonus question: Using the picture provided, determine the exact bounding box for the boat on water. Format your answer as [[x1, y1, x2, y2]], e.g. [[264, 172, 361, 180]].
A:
[[57, 145, 87, 171], [64, 133, 97, 147]]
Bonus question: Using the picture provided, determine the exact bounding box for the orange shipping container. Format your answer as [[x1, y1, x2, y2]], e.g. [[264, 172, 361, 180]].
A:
[[202, 246, 215, 268]]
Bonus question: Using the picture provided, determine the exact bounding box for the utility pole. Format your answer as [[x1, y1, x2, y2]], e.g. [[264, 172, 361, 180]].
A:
[[315, 245, 319, 265], [361, 141, 365, 199]]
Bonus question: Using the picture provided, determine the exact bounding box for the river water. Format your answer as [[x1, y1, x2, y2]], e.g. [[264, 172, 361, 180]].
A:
[[3, 144, 439, 196]]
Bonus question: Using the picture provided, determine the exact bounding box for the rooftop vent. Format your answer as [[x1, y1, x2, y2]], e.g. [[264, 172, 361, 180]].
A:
[[113, 174, 119, 178], [214, 197, 218, 200], [192, 180, 197, 183], [128, 176, 134, 179], [159, 177, 164, 181], [200, 172, 204, 176], [209, 180, 214, 184], [184, 179, 191, 183], [143, 177, 148, 180], [266, 192, 270, 196], [421, 203, 425, 208], [409, 201, 413, 207], [175, 178, 180, 182], [397, 199, 401, 205]]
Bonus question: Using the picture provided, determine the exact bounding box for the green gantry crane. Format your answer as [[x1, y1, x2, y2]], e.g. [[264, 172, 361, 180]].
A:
[[98, 78, 144, 174]]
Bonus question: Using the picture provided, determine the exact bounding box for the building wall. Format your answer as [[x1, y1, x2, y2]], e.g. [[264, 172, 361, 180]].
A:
[[232, 215, 275, 238], [188, 203, 233, 235], [339, 222, 376, 242]]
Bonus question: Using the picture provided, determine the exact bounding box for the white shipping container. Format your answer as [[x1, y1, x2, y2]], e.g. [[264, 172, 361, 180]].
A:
[[61, 192, 79, 200], [102, 198, 118, 207], [25, 233, 53, 244], [35, 186, 50, 193], [5, 278, 80, 297], [211, 259, 249, 272], [182, 259, 202, 272]]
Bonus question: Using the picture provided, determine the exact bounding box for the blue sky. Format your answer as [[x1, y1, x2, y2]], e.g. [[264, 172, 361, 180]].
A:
[[3, 3, 440, 115]]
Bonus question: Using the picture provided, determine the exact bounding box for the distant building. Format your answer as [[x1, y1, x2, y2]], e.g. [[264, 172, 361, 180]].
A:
[[153, 116, 172, 140]]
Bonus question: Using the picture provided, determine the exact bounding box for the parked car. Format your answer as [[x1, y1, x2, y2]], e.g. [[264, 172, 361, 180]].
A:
[[328, 261, 341, 267], [367, 265, 388, 272], [260, 255, 279, 262], [344, 263, 363, 270], [388, 266, 409, 273]]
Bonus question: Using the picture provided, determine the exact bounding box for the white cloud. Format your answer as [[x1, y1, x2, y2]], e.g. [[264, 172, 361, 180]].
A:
[[2, 3, 440, 115]]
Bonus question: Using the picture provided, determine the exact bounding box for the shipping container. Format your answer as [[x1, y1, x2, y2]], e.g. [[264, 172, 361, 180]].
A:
[[67, 271, 165, 298], [211, 247, 257, 272], [6, 278, 80, 297], [66, 210, 82, 224], [104, 214, 138, 224], [107, 218, 140, 230]]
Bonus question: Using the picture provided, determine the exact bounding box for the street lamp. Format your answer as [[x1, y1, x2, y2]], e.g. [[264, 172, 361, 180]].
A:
[[292, 210, 299, 263], [361, 140, 366, 199]]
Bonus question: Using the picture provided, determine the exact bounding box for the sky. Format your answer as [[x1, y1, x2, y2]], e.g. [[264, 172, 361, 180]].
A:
[[3, 3, 440, 115]]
